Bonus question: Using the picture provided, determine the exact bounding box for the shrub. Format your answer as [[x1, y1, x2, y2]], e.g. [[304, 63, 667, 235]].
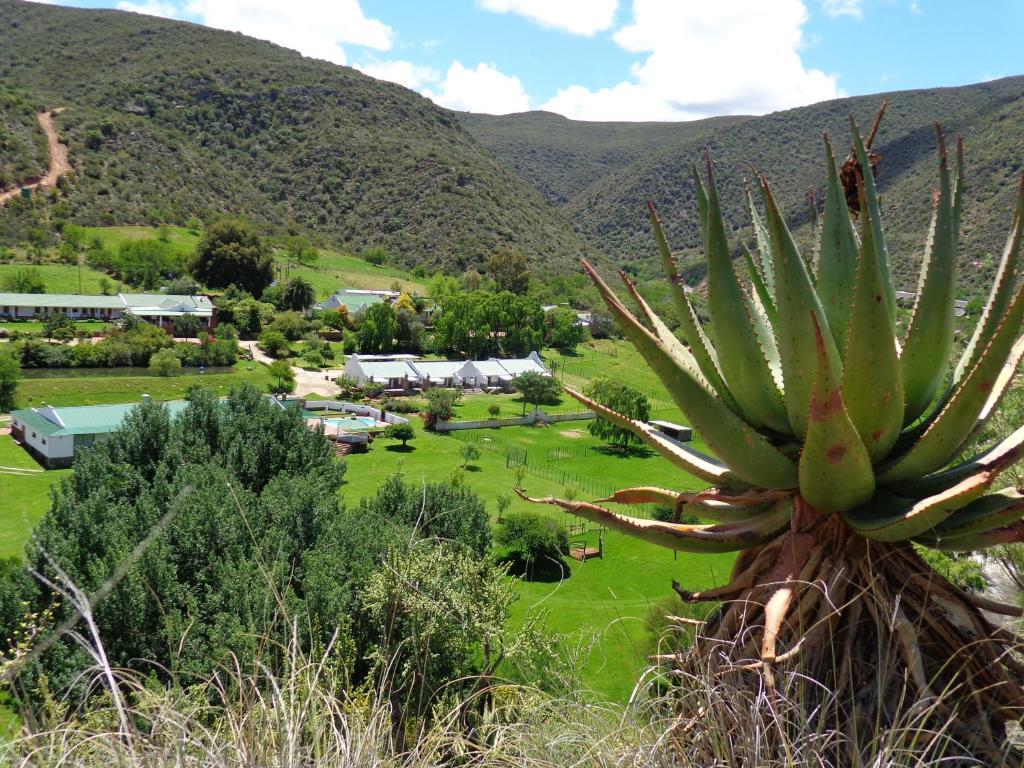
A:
[[496, 512, 567, 579], [149, 347, 181, 377], [381, 422, 414, 447], [259, 329, 289, 358]]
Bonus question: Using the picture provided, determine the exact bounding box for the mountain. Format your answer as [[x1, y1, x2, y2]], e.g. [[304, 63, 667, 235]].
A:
[[463, 79, 1024, 295], [0, 0, 596, 274]]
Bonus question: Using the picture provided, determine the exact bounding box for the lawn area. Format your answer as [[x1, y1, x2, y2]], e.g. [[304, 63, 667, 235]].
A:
[[0, 434, 67, 559], [343, 418, 726, 702], [77, 225, 201, 260], [14, 361, 274, 408], [0, 320, 113, 334], [0, 262, 116, 295], [280, 249, 425, 299]]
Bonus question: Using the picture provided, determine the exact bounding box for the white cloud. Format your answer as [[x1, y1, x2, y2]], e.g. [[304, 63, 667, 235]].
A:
[[356, 60, 440, 90], [422, 61, 531, 114], [541, 0, 841, 121], [183, 0, 394, 66], [116, 1, 181, 19], [821, 0, 865, 19], [478, 0, 618, 36], [909, 1, 922, 14]]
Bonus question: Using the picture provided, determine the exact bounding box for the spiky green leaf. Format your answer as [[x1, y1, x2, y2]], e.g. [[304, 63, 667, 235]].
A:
[[930, 488, 1024, 538], [747, 186, 775, 295]]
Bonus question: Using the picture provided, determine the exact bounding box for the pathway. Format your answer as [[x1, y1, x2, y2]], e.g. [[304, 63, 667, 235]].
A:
[[244, 342, 340, 397], [0, 109, 71, 206]]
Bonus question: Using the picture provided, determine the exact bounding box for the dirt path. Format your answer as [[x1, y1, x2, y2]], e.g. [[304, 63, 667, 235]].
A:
[[244, 342, 341, 397], [0, 108, 71, 206]]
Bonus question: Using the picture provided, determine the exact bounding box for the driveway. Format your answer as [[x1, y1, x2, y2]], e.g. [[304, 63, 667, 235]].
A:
[[244, 342, 340, 398]]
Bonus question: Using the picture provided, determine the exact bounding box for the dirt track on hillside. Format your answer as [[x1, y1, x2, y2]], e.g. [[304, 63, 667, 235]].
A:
[[0, 109, 70, 205]]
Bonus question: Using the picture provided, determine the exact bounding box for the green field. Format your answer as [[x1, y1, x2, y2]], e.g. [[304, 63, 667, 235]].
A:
[[0, 435, 68, 559], [14, 361, 274, 408], [279, 248, 425, 299], [0, 262, 116, 295], [0, 320, 113, 334], [78, 225, 201, 259]]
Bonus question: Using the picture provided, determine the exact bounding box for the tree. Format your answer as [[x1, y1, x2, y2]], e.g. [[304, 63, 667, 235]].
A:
[[487, 403, 502, 419], [545, 307, 585, 350], [321, 306, 351, 331], [513, 371, 561, 415], [393, 292, 416, 314], [495, 512, 567, 580], [488, 248, 530, 294], [423, 387, 461, 429], [267, 311, 309, 341], [382, 422, 414, 448], [459, 442, 480, 468], [516, 122, 1024, 761], [191, 219, 274, 296], [268, 359, 295, 393], [495, 490, 512, 523], [588, 310, 617, 339], [362, 246, 388, 265], [357, 302, 397, 354], [172, 313, 202, 339], [585, 378, 651, 451], [1, 267, 45, 294], [42, 312, 76, 341], [394, 308, 423, 353], [259, 330, 290, 358], [462, 268, 483, 290], [0, 350, 19, 411], [283, 235, 318, 266], [148, 348, 182, 377], [282, 277, 315, 312]]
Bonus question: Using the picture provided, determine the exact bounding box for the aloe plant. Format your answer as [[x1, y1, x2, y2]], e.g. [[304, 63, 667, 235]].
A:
[[521, 112, 1024, 761]]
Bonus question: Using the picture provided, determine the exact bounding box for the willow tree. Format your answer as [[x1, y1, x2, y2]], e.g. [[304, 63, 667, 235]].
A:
[[522, 111, 1024, 761]]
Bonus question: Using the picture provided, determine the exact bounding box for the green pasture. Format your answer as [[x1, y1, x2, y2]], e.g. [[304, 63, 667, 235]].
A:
[[77, 225, 201, 259], [0, 262, 115, 295]]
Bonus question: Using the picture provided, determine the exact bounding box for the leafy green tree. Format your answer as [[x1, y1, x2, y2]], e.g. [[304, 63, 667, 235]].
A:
[[585, 378, 651, 450], [172, 313, 202, 338], [487, 248, 530, 294], [283, 235, 318, 266], [496, 512, 568, 580], [0, 350, 19, 411], [42, 312, 76, 341], [191, 219, 274, 296], [382, 421, 414, 447], [148, 348, 181, 377], [588, 310, 617, 339], [1, 267, 46, 294], [362, 246, 388, 265], [282, 277, 315, 312], [460, 441, 480, 468], [268, 359, 295, 393], [357, 302, 397, 354], [488, 403, 502, 419], [395, 308, 423, 353], [545, 307, 585, 350], [259, 329, 290, 358], [423, 387, 461, 428], [267, 311, 310, 341], [513, 370, 561, 415]]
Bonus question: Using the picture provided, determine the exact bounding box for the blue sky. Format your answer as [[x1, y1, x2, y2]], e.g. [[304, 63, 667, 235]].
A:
[[31, 0, 1024, 120]]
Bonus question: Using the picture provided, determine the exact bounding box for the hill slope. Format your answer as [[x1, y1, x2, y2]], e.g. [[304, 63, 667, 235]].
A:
[[0, 0, 596, 273], [464, 79, 1024, 294]]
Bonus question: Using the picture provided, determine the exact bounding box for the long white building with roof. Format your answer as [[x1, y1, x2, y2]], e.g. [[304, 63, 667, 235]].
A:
[[0, 292, 215, 327], [343, 351, 548, 391]]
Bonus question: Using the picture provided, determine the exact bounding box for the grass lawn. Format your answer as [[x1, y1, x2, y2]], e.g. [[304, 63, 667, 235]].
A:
[[342, 418, 727, 702], [77, 225, 201, 260], [280, 249, 425, 299], [0, 320, 113, 334], [14, 361, 274, 408], [0, 262, 116, 295], [0, 435, 67, 559]]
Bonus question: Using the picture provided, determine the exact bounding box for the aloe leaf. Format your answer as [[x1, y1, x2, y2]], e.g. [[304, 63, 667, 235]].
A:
[[696, 157, 789, 434], [913, 518, 1024, 552], [953, 175, 1024, 386], [747, 186, 775, 295], [952, 135, 965, 246], [930, 488, 1024, 538], [520, 493, 793, 553], [885, 423, 1024, 499], [816, 133, 861, 351], [880, 278, 1024, 484], [598, 486, 686, 507], [850, 115, 897, 322], [681, 500, 775, 524], [618, 270, 713, 393], [581, 261, 798, 490], [798, 316, 875, 513], [900, 125, 958, 423], [743, 244, 778, 326], [648, 203, 737, 408], [843, 464, 996, 542], [760, 178, 841, 438]]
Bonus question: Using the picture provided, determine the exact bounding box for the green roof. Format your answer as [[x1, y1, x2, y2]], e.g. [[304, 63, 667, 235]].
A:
[[12, 400, 191, 437]]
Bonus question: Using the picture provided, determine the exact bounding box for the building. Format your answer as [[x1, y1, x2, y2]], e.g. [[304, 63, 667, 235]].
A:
[[10, 398, 191, 468], [342, 351, 550, 391], [318, 289, 387, 314], [0, 292, 215, 328]]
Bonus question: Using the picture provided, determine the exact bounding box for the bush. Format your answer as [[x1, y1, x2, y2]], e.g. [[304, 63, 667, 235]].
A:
[[1, 267, 46, 293], [496, 512, 568, 579], [172, 313, 203, 339], [149, 347, 181, 376], [382, 422, 414, 447], [259, 329, 290, 358]]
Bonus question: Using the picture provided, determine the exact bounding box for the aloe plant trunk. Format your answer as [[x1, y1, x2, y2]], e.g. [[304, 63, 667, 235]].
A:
[[521, 109, 1024, 763]]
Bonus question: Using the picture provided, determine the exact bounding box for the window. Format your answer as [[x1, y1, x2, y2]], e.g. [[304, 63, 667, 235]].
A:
[[41, 439, 46, 445], [31, 432, 36, 439]]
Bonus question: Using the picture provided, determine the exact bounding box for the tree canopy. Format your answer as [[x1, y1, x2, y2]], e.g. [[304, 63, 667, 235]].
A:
[[191, 219, 274, 296], [513, 371, 561, 414], [585, 378, 651, 450]]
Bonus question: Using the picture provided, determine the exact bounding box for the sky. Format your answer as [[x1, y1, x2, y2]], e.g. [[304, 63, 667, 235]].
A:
[[28, 0, 1024, 121]]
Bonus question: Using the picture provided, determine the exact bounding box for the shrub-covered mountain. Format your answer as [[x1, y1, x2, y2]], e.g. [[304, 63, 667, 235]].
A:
[[463, 78, 1024, 294], [0, 0, 596, 273]]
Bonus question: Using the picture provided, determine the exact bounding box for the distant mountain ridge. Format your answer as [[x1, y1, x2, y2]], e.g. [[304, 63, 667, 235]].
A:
[[0, 0, 596, 274], [462, 78, 1024, 294]]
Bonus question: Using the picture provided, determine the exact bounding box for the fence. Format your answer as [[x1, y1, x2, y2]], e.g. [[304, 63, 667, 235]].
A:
[[434, 408, 594, 432]]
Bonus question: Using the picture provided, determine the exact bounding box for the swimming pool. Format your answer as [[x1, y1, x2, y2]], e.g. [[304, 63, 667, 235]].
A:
[[323, 416, 381, 431]]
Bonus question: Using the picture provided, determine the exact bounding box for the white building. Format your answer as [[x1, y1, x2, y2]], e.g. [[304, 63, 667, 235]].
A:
[[342, 351, 550, 391], [0, 292, 214, 328]]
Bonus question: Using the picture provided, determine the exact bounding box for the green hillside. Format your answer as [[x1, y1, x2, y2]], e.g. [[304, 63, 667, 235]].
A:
[[464, 79, 1024, 295], [0, 0, 595, 274]]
